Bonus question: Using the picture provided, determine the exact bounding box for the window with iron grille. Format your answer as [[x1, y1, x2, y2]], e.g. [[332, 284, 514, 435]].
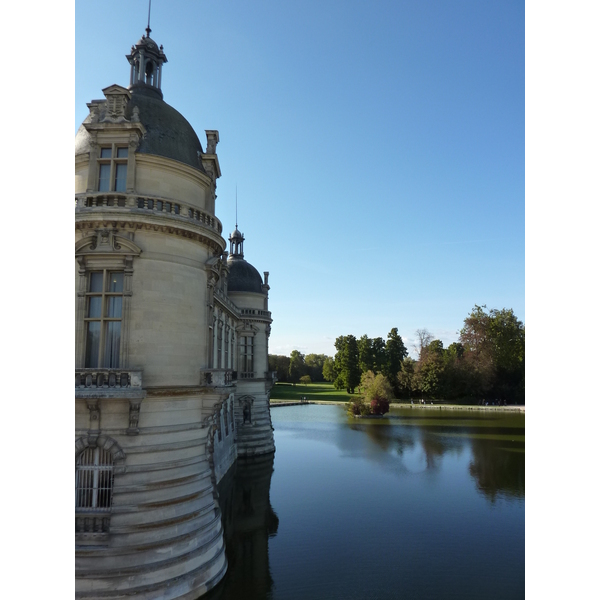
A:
[[76, 447, 114, 511]]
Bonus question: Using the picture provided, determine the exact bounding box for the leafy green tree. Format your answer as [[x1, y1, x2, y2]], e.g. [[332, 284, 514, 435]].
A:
[[440, 342, 472, 400], [358, 335, 375, 373], [288, 350, 306, 385], [360, 370, 393, 414], [299, 375, 312, 386], [333, 335, 361, 393], [383, 328, 407, 396], [268, 354, 290, 383], [305, 353, 328, 382], [460, 305, 525, 403], [372, 337, 387, 373], [322, 356, 336, 382], [397, 357, 416, 398], [414, 339, 445, 398]]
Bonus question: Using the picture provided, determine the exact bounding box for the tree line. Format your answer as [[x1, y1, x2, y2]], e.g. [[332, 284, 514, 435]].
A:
[[268, 352, 334, 385], [269, 305, 525, 404]]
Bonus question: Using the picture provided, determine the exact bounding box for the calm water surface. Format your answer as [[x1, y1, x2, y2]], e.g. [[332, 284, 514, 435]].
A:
[[206, 405, 524, 600]]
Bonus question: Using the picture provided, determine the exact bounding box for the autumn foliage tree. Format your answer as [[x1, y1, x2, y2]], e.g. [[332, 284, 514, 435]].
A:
[[460, 305, 525, 403]]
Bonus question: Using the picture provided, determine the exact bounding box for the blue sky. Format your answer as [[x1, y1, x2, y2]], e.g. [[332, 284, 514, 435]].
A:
[[75, 0, 524, 357]]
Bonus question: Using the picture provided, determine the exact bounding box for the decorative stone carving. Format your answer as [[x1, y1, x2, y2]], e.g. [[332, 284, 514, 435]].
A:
[[75, 230, 142, 261], [205, 130, 219, 155], [239, 395, 255, 426], [86, 399, 100, 430], [100, 84, 131, 122], [87, 102, 101, 123], [127, 399, 143, 435], [128, 133, 139, 150], [203, 161, 215, 182], [75, 434, 126, 474]]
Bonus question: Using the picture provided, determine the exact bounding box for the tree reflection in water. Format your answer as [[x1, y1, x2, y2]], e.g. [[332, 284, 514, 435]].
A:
[[351, 411, 524, 498], [469, 437, 525, 502], [204, 454, 279, 600]]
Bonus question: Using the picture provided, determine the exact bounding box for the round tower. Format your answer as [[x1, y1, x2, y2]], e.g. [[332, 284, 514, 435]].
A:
[[74, 27, 236, 599], [226, 227, 276, 458]]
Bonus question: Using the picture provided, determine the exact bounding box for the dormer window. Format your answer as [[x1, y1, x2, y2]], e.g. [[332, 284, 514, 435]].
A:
[[98, 146, 128, 192]]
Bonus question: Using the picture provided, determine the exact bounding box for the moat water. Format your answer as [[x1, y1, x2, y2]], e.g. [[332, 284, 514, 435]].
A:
[[206, 404, 525, 600]]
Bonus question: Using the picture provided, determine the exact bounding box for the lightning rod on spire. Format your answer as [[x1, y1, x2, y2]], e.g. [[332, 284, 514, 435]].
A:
[[146, 0, 152, 37]]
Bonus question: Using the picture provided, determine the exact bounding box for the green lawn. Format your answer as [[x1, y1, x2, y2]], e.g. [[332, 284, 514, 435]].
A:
[[270, 382, 355, 403]]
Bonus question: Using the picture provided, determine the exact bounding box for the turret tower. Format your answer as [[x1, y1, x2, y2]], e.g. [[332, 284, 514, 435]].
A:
[[74, 19, 276, 598]]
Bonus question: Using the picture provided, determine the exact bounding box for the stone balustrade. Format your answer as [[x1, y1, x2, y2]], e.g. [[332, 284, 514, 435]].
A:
[[240, 308, 271, 319], [75, 513, 110, 534], [75, 369, 145, 399], [214, 287, 240, 315], [200, 369, 236, 387], [76, 368, 142, 390], [75, 192, 223, 234]]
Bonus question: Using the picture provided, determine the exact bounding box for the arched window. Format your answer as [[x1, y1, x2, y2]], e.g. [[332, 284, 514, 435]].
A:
[[145, 60, 154, 85], [76, 447, 114, 511]]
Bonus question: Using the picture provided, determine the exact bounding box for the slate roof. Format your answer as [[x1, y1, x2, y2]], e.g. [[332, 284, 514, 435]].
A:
[[227, 257, 264, 294], [75, 86, 206, 173]]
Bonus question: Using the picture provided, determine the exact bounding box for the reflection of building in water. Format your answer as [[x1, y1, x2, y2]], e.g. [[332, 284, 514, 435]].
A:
[[75, 24, 275, 599], [205, 455, 279, 600]]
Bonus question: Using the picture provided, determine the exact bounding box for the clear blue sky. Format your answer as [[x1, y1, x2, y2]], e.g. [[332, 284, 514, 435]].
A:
[[75, 0, 525, 358]]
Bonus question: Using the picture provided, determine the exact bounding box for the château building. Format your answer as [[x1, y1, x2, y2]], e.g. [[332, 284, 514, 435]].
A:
[[75, 26, 275, 599]]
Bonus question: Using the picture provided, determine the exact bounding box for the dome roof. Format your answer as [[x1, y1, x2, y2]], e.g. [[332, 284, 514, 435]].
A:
[[227, 257, 264, 294], [74, 86, 206, 173]]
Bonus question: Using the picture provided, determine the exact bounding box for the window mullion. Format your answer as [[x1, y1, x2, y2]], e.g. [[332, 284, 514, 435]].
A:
[[98, 270, 107, 367], [109, 144, 116, 191], [92, 448, 99, 508]]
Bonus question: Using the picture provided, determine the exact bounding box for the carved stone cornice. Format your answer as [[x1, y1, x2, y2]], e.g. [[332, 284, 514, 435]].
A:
[[75, 218, 226, 255]]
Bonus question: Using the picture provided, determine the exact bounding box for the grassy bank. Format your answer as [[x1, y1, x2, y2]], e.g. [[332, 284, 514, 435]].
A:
[[270, 382, 524, 412], [270, 382, 355, 403]]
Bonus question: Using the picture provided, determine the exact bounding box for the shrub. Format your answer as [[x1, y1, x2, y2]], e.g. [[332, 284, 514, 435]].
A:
[[370, 396, 390, 415], [346, 397, 370, 416]]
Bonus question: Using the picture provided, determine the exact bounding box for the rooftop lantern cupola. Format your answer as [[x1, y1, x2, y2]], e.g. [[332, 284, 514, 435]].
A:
[[229, 227, 245, 259], [126, 23, 167, 98]]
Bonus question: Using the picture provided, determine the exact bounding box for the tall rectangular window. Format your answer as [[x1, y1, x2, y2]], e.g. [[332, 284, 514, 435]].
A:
[[217, 322, 223, 369], [241, 336, 254, 375], [97, 146, 128, 192], [85, 271, 124, 368]]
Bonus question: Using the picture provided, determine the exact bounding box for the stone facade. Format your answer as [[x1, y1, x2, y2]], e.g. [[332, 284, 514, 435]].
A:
[[75, 28, 275, 599]]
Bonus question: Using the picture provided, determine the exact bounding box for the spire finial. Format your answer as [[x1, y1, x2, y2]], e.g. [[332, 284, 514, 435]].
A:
[[236, 185, 238, 229], [146, 0, 152, 37]]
